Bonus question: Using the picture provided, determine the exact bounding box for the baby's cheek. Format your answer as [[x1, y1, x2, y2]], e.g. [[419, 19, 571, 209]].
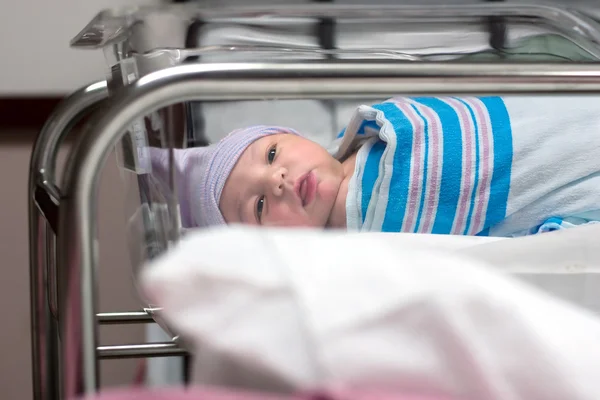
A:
[[318, 180, 339, 203], [267, 204, 311, 227]]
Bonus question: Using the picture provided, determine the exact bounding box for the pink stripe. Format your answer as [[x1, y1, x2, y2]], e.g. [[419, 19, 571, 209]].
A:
[[408, 100, 442, 233], [464, 98, 493, 235], [442, 97, 475, 235], [389, 99, 424, 232]]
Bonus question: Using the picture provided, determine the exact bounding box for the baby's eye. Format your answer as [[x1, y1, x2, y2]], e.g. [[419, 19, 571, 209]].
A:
[[267, 145, 277, 164], [256, 196, 265, 222]]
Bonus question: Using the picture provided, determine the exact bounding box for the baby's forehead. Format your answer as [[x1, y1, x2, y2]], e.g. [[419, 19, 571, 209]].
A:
[[246, 133, 288, 153], [244, 135, 271, 158], [227, 136, 270, 175]]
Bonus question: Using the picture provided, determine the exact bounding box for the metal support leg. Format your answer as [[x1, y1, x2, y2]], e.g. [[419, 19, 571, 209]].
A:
[[28, 80, 108, 400]]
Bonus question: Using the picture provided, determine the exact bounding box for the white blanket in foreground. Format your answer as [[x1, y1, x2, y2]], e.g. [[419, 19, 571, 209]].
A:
[[140, 224, 600, 400]]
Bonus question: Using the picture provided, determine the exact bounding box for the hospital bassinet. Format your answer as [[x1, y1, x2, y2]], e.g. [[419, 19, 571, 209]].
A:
[[28, 2, 600, 400]]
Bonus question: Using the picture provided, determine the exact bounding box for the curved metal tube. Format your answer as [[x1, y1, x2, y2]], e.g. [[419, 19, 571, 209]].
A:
[[58, 61, 600, 397], [73, 3, 600, 53], [28, 80, 107, 400], [33, 81, 108, 189]]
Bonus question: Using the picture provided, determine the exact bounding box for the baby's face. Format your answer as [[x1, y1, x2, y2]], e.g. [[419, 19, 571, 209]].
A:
[[220, 133, 344, 227]]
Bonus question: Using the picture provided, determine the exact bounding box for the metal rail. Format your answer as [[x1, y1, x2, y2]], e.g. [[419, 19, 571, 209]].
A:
[[97, 311, 154, 325], [27, 78, 194, 400], [98, 342, 186, 359], [27, 80, 175, 399]]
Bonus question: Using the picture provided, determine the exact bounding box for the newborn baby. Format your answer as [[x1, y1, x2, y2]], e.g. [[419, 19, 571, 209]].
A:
[[149, 95, 600, 237], [149, 125, 354, 229]]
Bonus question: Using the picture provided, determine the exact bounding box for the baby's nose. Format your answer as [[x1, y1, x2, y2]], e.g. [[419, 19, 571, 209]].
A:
[[270, 168, 287, 196]]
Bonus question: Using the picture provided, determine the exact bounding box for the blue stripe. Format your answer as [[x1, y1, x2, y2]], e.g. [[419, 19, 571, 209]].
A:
[[454, 98, 481, 235], [411, 98, 462, 234], [479, 97, 512, 229], [409, 104, 429, 233], [476, 227, 490, 237], [361, 141, 385, 223], [369, 103, 414, 232], [546, 216, 564, 225], [534, 217, 565, 234], [337, 119, 379, 138], [358, 119, 379, 135]]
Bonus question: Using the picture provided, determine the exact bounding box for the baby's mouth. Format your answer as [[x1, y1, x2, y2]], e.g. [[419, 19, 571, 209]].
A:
[[295, 171, 317, 207]]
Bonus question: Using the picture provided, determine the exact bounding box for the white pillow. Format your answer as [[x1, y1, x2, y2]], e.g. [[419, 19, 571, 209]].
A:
[[140, 225, 600, 400]]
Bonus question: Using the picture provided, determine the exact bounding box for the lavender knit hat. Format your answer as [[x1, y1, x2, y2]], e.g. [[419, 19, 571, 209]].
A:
[[148, 125, 299, 228]]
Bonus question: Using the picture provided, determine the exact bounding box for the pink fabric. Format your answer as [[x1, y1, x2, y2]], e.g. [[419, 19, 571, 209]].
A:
[[76, 387, 288, 400], [35, 221, 48, 393], [74, 386, 457, 400], [65, 239, 83, 398]]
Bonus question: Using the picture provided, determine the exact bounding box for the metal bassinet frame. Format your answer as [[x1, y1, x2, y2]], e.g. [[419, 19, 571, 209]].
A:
[[28, 3, 600, 400]]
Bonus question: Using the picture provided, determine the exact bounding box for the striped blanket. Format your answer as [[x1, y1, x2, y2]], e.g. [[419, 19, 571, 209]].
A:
[[330, 96, 600, 237]]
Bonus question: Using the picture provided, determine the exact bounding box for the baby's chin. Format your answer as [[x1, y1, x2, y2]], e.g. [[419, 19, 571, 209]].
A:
[[268, 207, 331, 229]]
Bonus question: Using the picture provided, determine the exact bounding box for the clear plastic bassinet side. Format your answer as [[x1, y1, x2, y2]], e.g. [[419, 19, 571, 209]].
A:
[[70, 2, 600, 283]]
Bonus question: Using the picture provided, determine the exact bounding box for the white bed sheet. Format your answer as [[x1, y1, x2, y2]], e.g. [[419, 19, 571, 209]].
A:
[[140, 0, 600, 386], [141, 224, 600, 400]]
